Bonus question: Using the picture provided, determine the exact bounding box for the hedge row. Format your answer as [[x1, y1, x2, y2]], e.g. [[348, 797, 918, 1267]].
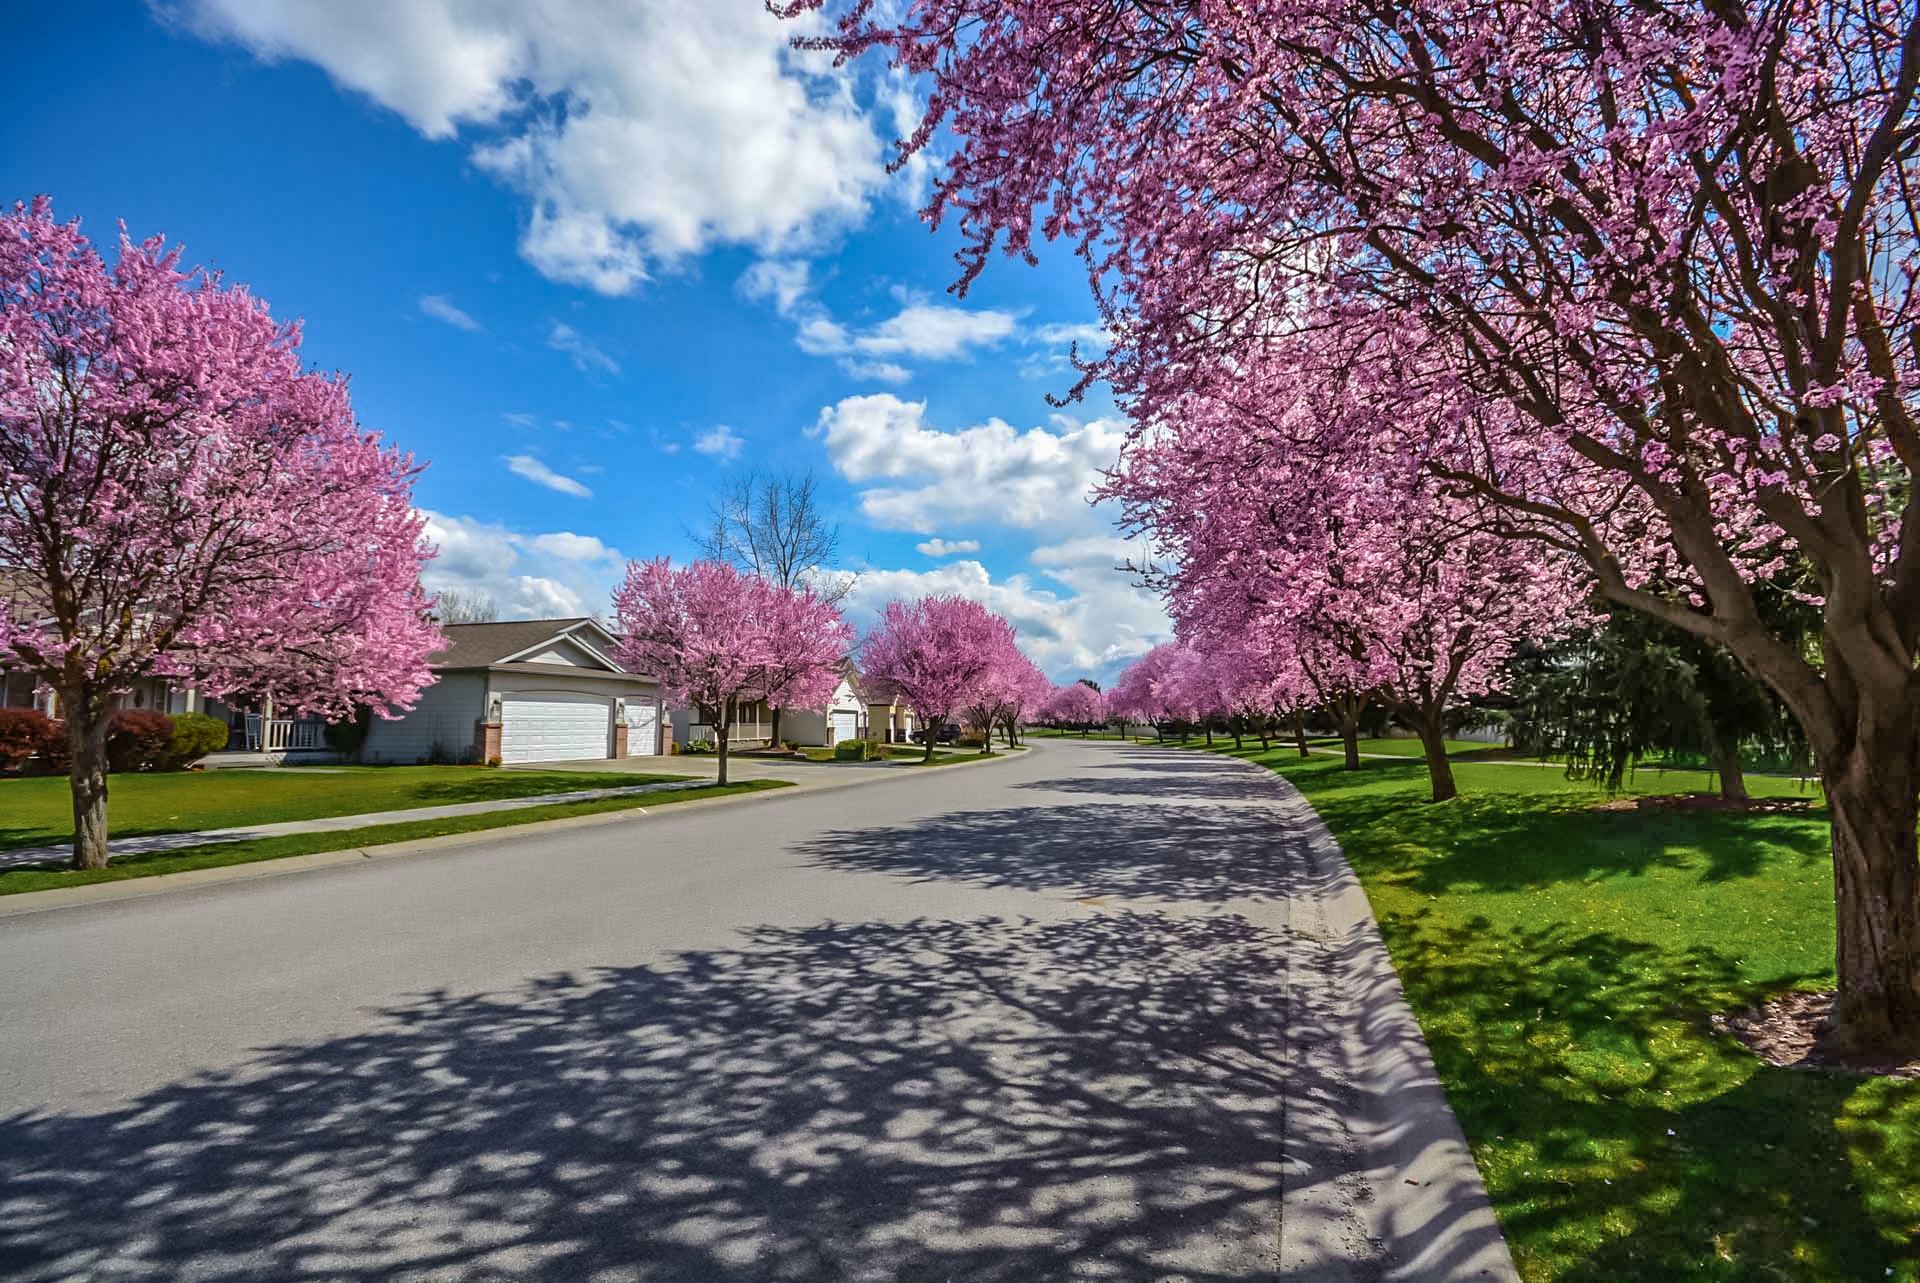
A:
[[0, 709, 231, 776]]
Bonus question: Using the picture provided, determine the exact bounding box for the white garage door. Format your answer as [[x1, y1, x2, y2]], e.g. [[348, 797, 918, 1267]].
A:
[[830, 710, 859, 744], [628, 702, 659, 755], [500, 693, 611, 764]]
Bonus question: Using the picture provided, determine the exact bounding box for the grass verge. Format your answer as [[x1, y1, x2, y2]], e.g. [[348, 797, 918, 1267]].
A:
[[0, 764, 698, 853], [1187, 737, 1920, 1282], [0, 780, 789, 897]]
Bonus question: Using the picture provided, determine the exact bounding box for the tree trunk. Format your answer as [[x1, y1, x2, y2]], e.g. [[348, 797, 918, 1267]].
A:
[[1820, 745, 1920, 1059], [1412, 713, 1458, 804], [1339, 716, 1360, 770], [1712, 734, 1748, 803], [925, 719, 937, 761], [1232, 719, 1244, 749], [715, 710, 731, 787], [769, 705, 783, 752], [1204, 722, 1213, 746], [68, 700, 113, 871], [1294, 713, 1310, 758]]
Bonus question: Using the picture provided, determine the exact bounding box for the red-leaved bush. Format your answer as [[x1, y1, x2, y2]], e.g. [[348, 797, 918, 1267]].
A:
[[0, 708, 55, 775], [106, 710, 174, 773]]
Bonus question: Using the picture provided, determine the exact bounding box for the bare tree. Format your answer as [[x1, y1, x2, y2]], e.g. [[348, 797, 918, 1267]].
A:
[[434, 588, 500, 625], [696, 471, 854, 606]]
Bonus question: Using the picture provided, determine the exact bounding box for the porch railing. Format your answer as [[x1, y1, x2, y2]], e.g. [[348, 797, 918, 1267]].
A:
[[244, 716, 327, 752], [687, 721, 773, 746]]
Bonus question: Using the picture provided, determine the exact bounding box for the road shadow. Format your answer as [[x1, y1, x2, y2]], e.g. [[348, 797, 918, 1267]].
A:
[[1015, 773, 1278, 804], [0, 912, 1324, 1282], [798, 799, 1303, 904]]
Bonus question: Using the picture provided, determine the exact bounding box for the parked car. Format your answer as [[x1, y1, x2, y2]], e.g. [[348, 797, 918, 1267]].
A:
[[910, 724, 961, 745]]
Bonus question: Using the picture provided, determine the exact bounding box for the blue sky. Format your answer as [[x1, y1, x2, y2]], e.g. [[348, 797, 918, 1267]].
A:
[[0, 0, 1169, 681]]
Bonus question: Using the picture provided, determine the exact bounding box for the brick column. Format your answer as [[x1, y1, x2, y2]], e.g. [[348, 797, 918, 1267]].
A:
[[613, 723, 630, 758], [475, 720, 502, 765]]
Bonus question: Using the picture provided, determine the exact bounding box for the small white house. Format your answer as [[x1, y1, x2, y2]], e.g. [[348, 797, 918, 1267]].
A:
[[781, 671, 869, 746], [364, 618, 664, 765]]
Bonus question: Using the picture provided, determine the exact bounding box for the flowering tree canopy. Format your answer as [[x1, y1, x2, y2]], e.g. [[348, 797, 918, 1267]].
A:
[[1041, 682, 1108, 735], [613, 558, 851, 784], [0, 197, 440, 869], [793, 0, 1920, 1056], [861, 595, 1015, 759]]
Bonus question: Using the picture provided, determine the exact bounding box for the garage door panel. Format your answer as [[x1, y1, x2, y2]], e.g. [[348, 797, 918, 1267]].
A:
[[628, 703, 659, 755], [830, 710, 858, 744], [500, 693, 612, 764]]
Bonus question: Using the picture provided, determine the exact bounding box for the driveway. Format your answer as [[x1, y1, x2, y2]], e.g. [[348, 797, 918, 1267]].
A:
[[0, 740, 1512, 1281]]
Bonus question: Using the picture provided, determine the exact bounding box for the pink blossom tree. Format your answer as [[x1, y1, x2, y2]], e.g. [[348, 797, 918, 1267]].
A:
[[790, 0, 1920, 1054], [1042, 682, 1108, 737], [960, 638, 1049, 751], [861, 595, 1012, 760], [1108, 644, 1185, 741], [0, 198, 440, 870], [758, 583, 857, 750], [612, 558, 849, 785]]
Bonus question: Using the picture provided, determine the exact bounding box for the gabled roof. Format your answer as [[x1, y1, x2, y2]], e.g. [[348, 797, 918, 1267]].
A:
[[432, 618, 631, 673]]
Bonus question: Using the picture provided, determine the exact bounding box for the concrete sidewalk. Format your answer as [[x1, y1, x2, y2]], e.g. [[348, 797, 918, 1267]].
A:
[[3, 749, 1020, 871], [0, 779, 716, 871]]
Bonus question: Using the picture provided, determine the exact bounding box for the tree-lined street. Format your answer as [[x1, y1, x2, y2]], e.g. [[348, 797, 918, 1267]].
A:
[[0, 740, 1509, 1281]]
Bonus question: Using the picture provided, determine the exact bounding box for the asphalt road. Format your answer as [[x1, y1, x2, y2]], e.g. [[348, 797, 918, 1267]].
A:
[[0, 739, 1481, 1281]]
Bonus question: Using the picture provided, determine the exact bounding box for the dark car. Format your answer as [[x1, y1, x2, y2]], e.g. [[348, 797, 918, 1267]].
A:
[[910, 724, 962, 744]]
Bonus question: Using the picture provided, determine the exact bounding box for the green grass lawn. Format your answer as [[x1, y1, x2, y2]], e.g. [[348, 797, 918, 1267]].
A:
[[0, 765, 697, 852], [0, 779, 789, 896], [1187, 736, 1920, 1281]]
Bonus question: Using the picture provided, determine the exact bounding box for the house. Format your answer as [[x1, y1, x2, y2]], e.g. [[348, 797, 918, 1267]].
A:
[[780, 664, 871, 746], [668, 663, 884, 750], [364, 618, 664, 765], [859, 675, 919, 744]]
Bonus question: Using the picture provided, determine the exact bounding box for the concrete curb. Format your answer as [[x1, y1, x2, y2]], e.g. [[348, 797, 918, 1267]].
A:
[[1217, 754, 1520, 1281]]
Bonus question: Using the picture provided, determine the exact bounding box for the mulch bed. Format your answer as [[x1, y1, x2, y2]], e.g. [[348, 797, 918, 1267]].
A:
[[1712, 990, 1920, 1079]]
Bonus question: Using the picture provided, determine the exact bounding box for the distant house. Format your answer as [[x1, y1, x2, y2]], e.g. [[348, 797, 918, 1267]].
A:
[[365, 618, 664, 765], [668, 662, 899, 750], [857, 674, 919, 744], [781, 664, 871, 747]]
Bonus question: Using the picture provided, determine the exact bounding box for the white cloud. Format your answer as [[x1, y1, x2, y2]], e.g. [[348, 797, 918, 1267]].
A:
[[548, 322, 620, 375], [916, 537, 981, 557], [738, 258, 814, 316], [505, 454, 593, 498], [1031, 321, 1109, 348], [741, 265, 1013, 379], [420, 511, 627, 620], [178, 0, 888, 293], [1030, 535, 1144, 569], [842, 559, 1168, 683], [693, 425, 745, 461], [419, 294, 481, 330], [848, 303, 1017, 359], [812, 393, 1127, 533], [525, 531, 619, 561]]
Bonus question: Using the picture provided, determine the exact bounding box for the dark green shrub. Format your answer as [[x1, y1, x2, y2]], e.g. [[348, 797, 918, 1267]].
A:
[[683, 738, 717, 755], [833, 737, 882, 762], [0, 708, 55, 775], [324, 705, 374, 758], [160, 711, 230, 769], [956, 732, 988, 749], [107, 710, 174, 772]]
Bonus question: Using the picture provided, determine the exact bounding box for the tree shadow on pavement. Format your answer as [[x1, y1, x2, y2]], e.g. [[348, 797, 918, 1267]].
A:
[[797, 801, 1303, 904], [0, 911, 1346, 1283], [1014, 774, 1282, 804]]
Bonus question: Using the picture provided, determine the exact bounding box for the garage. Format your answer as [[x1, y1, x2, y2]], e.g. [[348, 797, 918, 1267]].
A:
[[628, 702, 660, 755], [500, 692, 612, 764], [829, 709, 859, 744]]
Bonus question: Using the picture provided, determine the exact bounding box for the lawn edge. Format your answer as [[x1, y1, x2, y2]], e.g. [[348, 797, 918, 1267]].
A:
[[0, 779, 794, 917]]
